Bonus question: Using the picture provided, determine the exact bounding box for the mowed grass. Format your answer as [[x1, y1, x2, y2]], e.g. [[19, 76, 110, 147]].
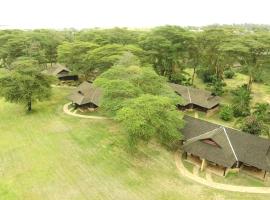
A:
[[0, 88, 270, 200], [185, 68, 270, 105]]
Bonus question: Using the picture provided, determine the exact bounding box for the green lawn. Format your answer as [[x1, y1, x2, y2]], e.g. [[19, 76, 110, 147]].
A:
[[212, 172, 270, 187], [0, 87, 270, 199], [185, 68, 270, 105]]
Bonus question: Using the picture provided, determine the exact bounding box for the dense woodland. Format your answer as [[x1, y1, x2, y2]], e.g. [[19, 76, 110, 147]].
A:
[[0, 25, 269, 148]]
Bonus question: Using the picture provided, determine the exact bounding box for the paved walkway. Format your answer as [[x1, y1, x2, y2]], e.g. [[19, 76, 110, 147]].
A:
[[63, 103, 108, 120], [174, 151, 270, 194]]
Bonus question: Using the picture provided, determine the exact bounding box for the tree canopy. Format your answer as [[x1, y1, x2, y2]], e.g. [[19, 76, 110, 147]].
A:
[[117, 94, 184, 149], [0, 60, 52, 111]]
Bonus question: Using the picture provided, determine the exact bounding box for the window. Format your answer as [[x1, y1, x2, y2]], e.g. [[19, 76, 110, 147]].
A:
[[201, 138, 220, 147]]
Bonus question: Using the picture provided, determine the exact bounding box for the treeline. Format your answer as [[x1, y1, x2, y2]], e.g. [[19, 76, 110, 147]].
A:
[[1, 25, 270, 88], [0, 25, 269, 143]]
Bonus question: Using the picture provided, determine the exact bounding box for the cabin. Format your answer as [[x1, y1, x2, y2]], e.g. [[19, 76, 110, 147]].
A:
[[44, 63, 78, 81], [181, 115, 270, 180], [68, 81, 102, 110], [170, 83, 220, 115]]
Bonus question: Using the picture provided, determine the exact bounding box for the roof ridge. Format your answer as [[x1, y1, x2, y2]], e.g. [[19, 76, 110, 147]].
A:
[[222, 126, 239, 161], [187, 87, 192, 103], [184, 115, 238, 131], [185, 127, 222, 143]]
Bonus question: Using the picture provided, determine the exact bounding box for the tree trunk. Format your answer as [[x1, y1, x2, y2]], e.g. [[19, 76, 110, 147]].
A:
[[27, 100, 32, 112], [247, 74, 253, 91], [191, 67, 196, 85]]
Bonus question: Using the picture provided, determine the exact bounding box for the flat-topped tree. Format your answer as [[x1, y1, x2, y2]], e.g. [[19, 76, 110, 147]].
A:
[[117, 94, 184, 149], [0, 60, 52, 112]]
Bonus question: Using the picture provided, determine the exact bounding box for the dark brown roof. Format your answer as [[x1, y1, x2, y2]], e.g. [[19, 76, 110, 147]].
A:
[[170, 83, 220, 109], [44, 64, 70, 76], [182, 115, 270, 171], [68, 81, 102, 106]]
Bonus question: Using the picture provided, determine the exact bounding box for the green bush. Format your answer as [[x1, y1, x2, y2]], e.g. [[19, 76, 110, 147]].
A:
[[170, 72, 191, 85], [196, 68, 215, 83], [219, 105, 233, 121], [224, 69, 235, 79], [231, 85, 251, 117], [241, 115, 263, 135]]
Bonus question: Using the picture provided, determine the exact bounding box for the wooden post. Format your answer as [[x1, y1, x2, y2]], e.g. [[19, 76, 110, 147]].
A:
[[200, 159, 207, 171], [223, 167, 227, 176], [182, 151, 187, 159], [263, 170, 267, 180]]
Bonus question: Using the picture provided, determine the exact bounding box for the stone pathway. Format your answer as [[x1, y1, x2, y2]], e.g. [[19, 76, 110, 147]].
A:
[[63, 103, 108, 120], [174, 151, 270, 194]]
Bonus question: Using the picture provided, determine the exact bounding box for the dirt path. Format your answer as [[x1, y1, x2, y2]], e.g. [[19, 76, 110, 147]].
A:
[[63, 103, 108, 120], [174, 151, 270, 194]]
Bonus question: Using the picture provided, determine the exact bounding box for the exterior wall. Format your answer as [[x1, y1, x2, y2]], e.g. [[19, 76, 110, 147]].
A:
[[206, 105, 219, 117], [184, 152, 228, 176], [74, 102, 98, 110], [178, 103, 219, 115], [240, 164, 267, 180], [58, 75, 78, 81]]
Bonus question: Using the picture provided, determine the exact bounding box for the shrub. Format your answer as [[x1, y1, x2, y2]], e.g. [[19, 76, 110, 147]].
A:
[[170, 72, 191, 85], [224, 69, 235, 79], [196, 68, 215, 83], [241, 115, 263, 135], [231, 84, 251, 117], [219, 105, 233, 121], [208, 76, 226, 96], [253, 69, 263, 83]]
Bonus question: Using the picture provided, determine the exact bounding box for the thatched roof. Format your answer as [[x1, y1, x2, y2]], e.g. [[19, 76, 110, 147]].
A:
[[44, 63, 70, 76], [170, 83, 220, 109], [68, 81, 102, 106], [182, 116, 270, 171]]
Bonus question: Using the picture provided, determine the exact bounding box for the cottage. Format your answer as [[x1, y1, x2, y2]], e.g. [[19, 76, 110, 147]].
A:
[[44, 63, 78, 81], [181, 115, 270, 179], [68, 81, 102, 109], [170, 83, 220, 114]]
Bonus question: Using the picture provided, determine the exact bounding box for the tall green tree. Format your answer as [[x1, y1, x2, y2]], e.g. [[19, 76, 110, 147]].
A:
[[0, 61, 52, 111], [199, 28, 234, 80], [57, 41, 99, 79], [94, 65, 179, 115], [116, 94, 184, 149], [231, 85, 252, 117], [86, 44, 144, 77], [139, 26, 190, 79], [220, 30, 270, 89]]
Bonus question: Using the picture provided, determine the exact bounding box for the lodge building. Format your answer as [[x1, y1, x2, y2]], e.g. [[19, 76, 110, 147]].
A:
[[170, 83, 220, 115], [181, 115, 270, 180]]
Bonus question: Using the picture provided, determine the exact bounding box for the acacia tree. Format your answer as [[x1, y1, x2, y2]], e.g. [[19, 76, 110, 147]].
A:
[[76, 28, 141, 45], [139, 26, 190, 80], [199, 28, 235, 79], [94, 65, 178, 114], [85, 44, 144, 77], [186, 31, 203, 85], [117, 94, 184, 149], [220, 30, 270, 90], [0, 62, 52, 112]]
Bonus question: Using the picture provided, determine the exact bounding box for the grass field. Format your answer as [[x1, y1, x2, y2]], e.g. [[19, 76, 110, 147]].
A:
[[185, 68, 270, 105], [0, 87, 270, 200]]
